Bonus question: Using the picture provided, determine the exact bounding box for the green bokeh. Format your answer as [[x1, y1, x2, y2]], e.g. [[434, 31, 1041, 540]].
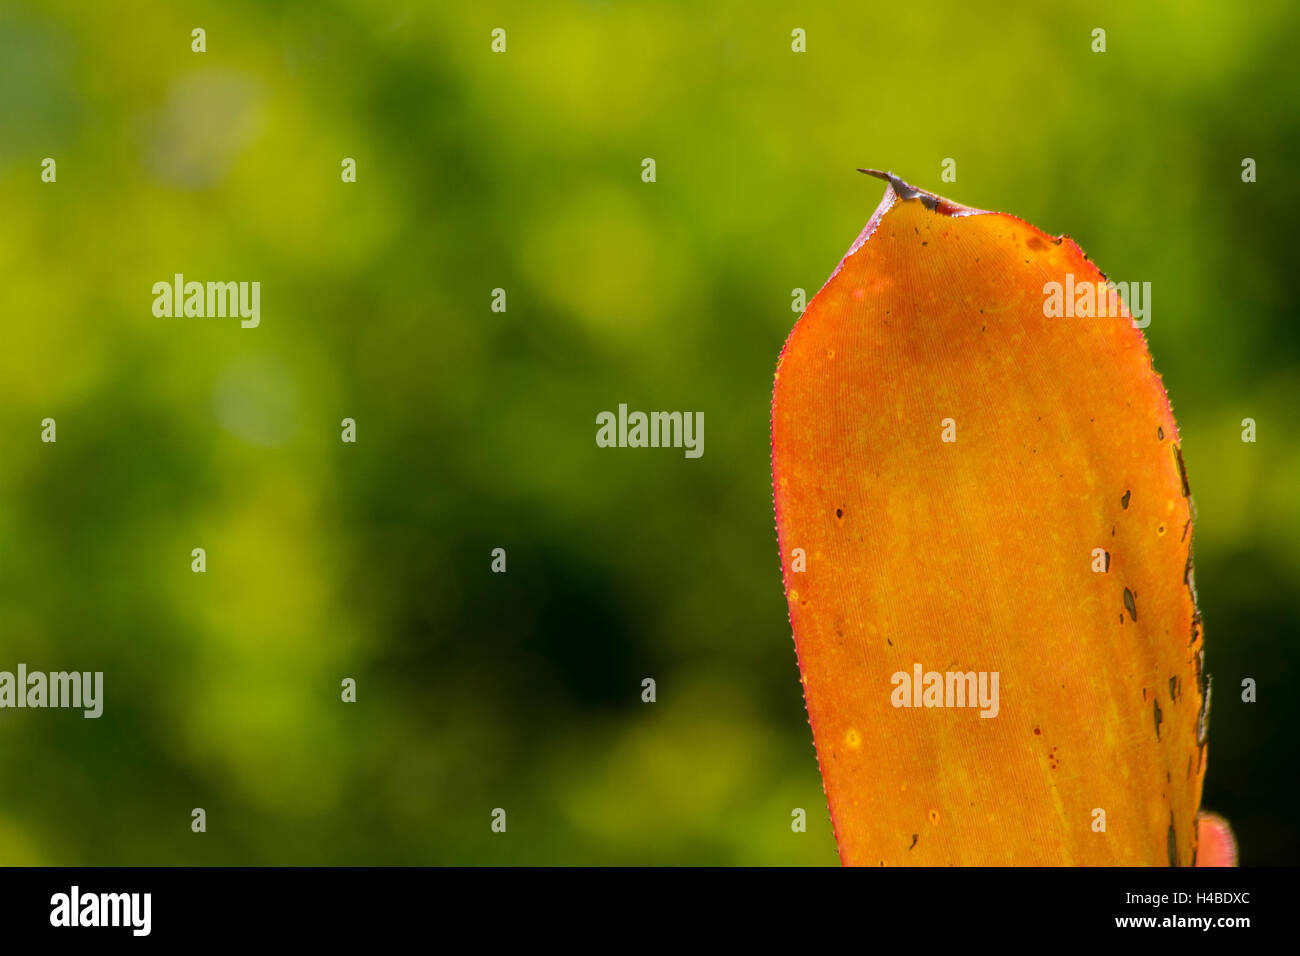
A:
[[1, 0, 1296, 864]]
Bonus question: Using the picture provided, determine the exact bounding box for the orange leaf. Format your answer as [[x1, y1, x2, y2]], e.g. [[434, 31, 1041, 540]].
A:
[[771, 172, 1207, 866]]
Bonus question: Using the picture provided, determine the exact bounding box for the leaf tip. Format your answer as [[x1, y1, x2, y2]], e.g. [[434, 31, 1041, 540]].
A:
[[856, 168, 988, 218]]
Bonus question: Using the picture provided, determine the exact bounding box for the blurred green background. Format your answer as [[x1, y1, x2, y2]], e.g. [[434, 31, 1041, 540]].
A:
[[1, 0, 1297, 865]]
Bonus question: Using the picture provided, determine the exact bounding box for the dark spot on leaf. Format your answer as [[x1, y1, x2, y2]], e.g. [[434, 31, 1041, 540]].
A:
[[1186, 550, 1202, 646], [1197, 669, 1212, 746], [1169, 676, 1179, 702], [835, 508, 843, 518], [1153, 698, 1162, 740], [908, 834, 918, 850], [1123, 587, 1137, 622], [1121, 489, 1131, 509], [1157, 426, 1164, 440], [1033, 727, 1041, 735], [1173, 444, 1191, 497], [1167, 815, 1178, 867]]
